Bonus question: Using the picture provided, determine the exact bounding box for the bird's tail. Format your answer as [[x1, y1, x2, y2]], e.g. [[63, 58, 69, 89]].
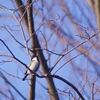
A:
[[22, 74, 28, 81]]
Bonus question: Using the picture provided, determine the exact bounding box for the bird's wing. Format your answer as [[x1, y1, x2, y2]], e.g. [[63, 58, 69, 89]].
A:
[[33, 61, 39, 72]]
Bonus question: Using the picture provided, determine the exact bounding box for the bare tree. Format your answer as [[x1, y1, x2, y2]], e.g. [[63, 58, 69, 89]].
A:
[[0, 0, 100, 100]]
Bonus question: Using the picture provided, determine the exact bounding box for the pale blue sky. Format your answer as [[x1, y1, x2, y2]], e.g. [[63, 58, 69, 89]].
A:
[[0, 0, 99, 100]]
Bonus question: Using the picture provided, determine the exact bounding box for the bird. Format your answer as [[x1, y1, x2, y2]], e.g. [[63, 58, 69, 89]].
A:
[[22, 55, 40, 81]]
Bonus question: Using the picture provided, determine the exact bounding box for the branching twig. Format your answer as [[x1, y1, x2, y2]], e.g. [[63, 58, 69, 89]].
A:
[[0, 72, 27, 100], [51, 75, 85, 100], [53, 40, 98, 74], [0, 39, 37, 76], [47, 31, 99, 75]]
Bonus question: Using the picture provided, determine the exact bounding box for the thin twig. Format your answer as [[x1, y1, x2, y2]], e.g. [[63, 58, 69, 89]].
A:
[[47, 31, 99, 75], [0, 72, 27, 100]]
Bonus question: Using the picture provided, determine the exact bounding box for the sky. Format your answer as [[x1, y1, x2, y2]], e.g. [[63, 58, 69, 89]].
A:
[[0, 0, 99, 100]]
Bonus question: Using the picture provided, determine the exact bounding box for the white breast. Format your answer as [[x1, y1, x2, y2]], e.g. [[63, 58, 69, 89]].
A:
[[27, 59, 39, 74]]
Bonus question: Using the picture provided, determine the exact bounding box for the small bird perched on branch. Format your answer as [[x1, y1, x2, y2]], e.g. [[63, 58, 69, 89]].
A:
[[22, 55, 40, 81]]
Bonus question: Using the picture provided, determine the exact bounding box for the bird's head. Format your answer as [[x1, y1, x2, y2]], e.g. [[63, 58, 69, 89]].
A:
[[31, 55, 38, 61]]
